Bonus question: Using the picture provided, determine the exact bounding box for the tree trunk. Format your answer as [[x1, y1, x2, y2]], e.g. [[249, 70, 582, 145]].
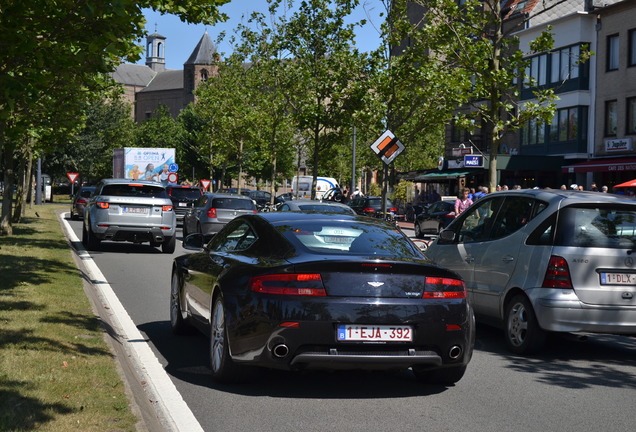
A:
[[1, 142, 15, 235]]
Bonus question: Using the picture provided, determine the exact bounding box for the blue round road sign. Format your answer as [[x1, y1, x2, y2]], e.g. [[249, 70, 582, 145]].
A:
[[168, 163, 179, 173]]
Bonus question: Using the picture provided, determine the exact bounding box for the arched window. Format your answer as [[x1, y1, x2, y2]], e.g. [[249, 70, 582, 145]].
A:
[[200, 69, 209, 82], [147, 42, 153, 57], [157, 42, 164, 58]]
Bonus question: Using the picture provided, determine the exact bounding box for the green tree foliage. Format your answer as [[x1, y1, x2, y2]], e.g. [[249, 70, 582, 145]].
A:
[[275, 0, 370, 198], [47, 97, 136, 185], [0, 0, 229, 234]]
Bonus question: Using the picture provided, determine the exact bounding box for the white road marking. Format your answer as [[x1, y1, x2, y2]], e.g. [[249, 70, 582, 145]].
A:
[[60, 214, 203, 432]]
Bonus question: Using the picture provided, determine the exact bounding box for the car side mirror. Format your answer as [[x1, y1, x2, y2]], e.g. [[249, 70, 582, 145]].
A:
[[438, 229, 456, 243], [183, 233, 206, 250]]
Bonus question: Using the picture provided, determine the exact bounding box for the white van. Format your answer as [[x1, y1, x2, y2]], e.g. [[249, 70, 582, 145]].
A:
[[291, 175, 339, 200]]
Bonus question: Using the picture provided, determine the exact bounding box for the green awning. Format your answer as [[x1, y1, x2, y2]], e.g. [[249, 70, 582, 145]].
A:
[[414, 169, 477, 180]]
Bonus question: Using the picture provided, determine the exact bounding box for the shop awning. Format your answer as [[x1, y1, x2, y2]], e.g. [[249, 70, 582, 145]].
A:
[[414, 169, 477, 180], [562, 157, 636, 173]]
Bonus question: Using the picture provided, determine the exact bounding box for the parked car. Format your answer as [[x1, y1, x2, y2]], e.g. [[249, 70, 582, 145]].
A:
[[217, 188, 251, 195], [425, 189, 636, 354], [182, 193, 257, 237], [165, 184, 203, 224], [321, 187, 346, 202], [244, 190, 282, 209], [278, 199, 356, 214], [414, 199, 456, 237], [348, 196, 397, 218], [70, 186, 96, 220], [82, 179, 176, 253], [276, 192, 294, 202], [170, 212, 474, 384]]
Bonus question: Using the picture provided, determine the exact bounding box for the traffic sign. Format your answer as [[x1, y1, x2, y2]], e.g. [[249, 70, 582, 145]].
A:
[[200, 179, 211, 190], [67, 173, 79, 183], [167, 172, 178, 183], [370, 130, 405, 165], [168, 163, 179, 173]]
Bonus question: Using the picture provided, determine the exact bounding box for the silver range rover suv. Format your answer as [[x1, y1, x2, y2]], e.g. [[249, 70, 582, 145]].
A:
[[82, 179, 177, 253]]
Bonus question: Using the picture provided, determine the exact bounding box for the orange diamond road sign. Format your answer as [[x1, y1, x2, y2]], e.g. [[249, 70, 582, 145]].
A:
[[200, 179, 211, 190], [370, 130, 405, 165], [67, 173, 79, 183]]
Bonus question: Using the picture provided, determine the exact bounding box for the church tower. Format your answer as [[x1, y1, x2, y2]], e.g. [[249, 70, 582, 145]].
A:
[[145, 32, 166, 72], [184, 31, 219, 104]]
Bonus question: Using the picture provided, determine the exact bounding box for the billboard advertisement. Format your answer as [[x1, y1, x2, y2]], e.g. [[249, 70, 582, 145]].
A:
[[113, 148, 176, 185]]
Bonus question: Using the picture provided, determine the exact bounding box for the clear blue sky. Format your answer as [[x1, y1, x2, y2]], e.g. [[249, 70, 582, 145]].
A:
[[138, 0, 386, 70]]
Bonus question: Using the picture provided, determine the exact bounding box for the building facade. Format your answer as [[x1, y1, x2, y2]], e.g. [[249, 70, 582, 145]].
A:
[[111, 31, 218, 123]]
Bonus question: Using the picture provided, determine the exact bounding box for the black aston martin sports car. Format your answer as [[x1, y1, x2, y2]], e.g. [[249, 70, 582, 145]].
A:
[[170, 212, 474, 385]]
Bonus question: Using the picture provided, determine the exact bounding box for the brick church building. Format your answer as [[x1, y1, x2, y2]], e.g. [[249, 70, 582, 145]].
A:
[[111, 31, 218, 122]]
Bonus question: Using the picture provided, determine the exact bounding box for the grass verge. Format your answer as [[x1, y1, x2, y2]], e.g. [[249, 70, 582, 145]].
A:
[[0, 204, 140, 432]]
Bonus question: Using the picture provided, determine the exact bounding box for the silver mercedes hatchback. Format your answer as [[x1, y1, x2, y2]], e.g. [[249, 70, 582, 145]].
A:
[[425, 189, 636, 354]]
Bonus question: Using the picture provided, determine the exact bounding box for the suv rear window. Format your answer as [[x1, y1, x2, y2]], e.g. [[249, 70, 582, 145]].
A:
[[211, 198, 255, 210], [556, 205, 636, 248], [101, 184, 167, 198]]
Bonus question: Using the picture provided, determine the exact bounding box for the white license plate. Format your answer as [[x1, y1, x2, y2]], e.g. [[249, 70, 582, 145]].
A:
[[600, 272, 636, 285], [178, 202, 188, 207], [122, 206, 148, 214], [337, 325, 413, 342]]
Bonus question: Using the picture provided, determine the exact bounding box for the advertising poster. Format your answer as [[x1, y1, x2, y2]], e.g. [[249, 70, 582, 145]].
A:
[[115, 148, 176, 185]]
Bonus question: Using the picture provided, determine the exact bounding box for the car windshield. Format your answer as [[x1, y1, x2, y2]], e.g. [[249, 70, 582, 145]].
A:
[[556, 205, 636, 248], [79, 189, 94, 198], [211, 198, 255, 210], [170, 188, 201, 200], [276, 220, 421, 257], [101, 184, 167, 198]]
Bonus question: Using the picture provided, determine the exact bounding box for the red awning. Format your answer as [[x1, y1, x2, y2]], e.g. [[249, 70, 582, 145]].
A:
[[562, 157, 636, 173], [614, 179, 636, 188]]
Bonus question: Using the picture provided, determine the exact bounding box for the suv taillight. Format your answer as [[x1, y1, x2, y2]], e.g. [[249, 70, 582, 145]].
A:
[[542, 255, 573, 289], [96, 201, 109, 209], [207, 208, 217, 218], [162, 205, 173, 212], [389, 207, 397, 212]]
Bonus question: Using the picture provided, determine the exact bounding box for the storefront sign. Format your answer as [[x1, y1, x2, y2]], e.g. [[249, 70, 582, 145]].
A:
[[605, 138, 632, 152]]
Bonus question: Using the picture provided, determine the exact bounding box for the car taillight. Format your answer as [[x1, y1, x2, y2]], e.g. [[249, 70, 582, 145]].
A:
[[77, 199, 87, 205], [362, 207, 375, 213], [249, 274, 326, 296], [542, 255, 573, 289], [96, 201, 109, 209], [207, 208, 217, 218], [162, 205, 173, 212], [389, 207, 397, 212], [423, 277, 466, 299]]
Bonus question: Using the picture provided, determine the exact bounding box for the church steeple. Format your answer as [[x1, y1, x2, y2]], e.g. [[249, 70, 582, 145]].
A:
[[145, 31, 166, 72], [183, 31, 219, 103]]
